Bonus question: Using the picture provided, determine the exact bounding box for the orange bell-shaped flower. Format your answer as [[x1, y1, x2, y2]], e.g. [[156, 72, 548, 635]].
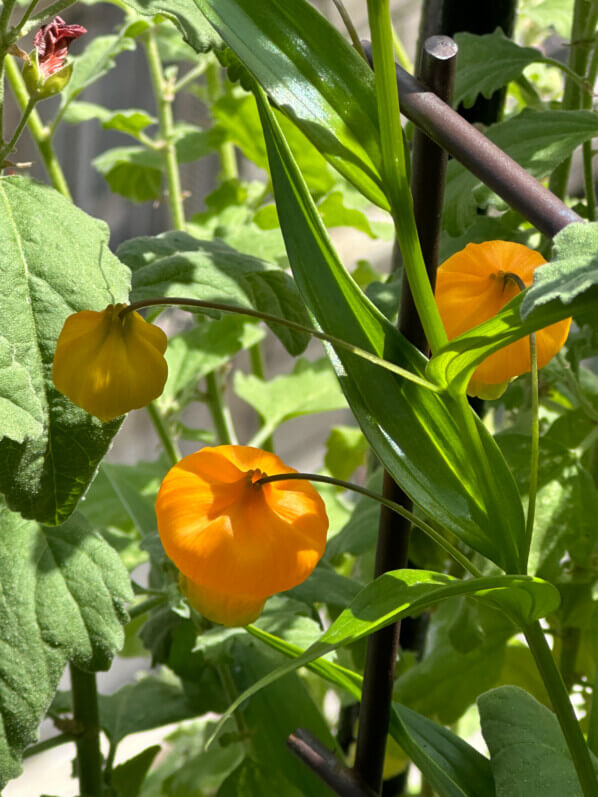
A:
[[435, 241, 572, 398], [52, 303, 168, 421], [156, 445, 329, 626]]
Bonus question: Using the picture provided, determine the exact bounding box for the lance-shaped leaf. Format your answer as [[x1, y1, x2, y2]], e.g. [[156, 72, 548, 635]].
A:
[[255, 88, 526, 572], [247, 622, 496, 797], [119, 0, 387, 208], [428, 223, 598, 394], [209, 570, 559, 767], [119, 231, 311, 355], [0, 504, 132, 788], [0, 176, 130, 524]]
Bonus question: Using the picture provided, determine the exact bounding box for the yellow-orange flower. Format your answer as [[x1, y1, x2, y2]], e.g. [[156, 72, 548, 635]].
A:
[[52, 303, 167, 421], [435, 241, 571, 398], [156, 445, 329, 626]]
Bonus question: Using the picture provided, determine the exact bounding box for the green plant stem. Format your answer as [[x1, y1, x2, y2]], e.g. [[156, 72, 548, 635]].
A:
[[143, 28, 186, 231], [256, 472, 482, 577], [0, 0, 17, 30], [525, 332, 539, 566], [122, 297, 441, 392], [4, 55, 71, 198], [205, 370, 238, 445], [70, 664, 103, 797], [582, 40, 598, 220], [331, 0, 367, 60], [128, 594, 168, 619], [173, 61, 208, 94], [366, 0, 447, 355], [15, 0, 39, 32], [146, 400, 180, 466], [21, 0, 79, 36], [588, 665, 598, 755], [548, 0, 598, 200], [23, 732, 74, 759], [0, 95, 35, 162], [391, 22, 413, 74], [205, 59, 238, 182], [248, 343, 274, 451], [524, 622, 598, 796]]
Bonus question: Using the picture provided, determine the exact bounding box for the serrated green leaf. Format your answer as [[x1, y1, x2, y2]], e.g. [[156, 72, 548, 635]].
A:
[[454, 30, 544, 109], [101, 109, 157, 138], [93, 146, 162, 201], [478, 686, 598, 796], [119, 231, 311, 354], [234, 358, 347, 444], [444, 111, 598, 234], [120, 0, 223, 53], [0, 176, 130, 524], [256, 86, 526, 571], [0, 505, 132, 787], [161, 316, 265, 407]]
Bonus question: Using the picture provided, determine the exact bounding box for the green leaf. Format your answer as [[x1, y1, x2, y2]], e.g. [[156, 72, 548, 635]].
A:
[[478, 686, 598, 796], [0, 505, 132, 787], [394, 600, 512, 724], [428, 224, 598, 395], [286, 565, 362, 608], [62, 100, 111, 125], [119, 231, 312, 355], [453, 30, 545, 109], [523, 0, 574, 37], [317, 190, 378, 237], [123, 0, 386, 207], [92, 146, 162, 202], [444, 111, 598, 234], [521, 222, 598, 316], [211, 570, 560, 749], [121, 0, 223, 53], [58, 32, 136, 116], [0, 176, 130, 524], [161, 316, 265, 408], [255, 87, 526, 571], [101, 109, 157, 138], [99, 674, 198, 745], [324, 425, 368, 481], [112, 746, 161, 797], [234, 358, 347, 444], [325, 472, 382, 560], [217, 757, 297, 797], [439, 215, 534, 262]]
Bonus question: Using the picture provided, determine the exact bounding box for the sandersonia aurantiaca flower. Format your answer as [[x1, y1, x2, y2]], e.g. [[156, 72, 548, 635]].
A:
[[23, 17, 86, 99], [156, 445, 329, 627], [435, 240, 572, 399], [52, 304, 168, 422]]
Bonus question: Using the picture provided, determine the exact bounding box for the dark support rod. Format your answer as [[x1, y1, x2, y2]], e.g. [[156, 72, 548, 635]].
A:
[[362, 42, 583, 237], [287, 729, 378, 797], [353, 37, 457, 795]]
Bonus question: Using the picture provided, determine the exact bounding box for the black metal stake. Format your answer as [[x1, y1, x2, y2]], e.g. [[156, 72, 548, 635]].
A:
[[352, 37, 458, 795], [287, 729, 378, 797], [362, 42, 583, 237]]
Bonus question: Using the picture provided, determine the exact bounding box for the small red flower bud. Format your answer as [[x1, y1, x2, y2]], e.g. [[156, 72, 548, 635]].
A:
[[33, 16, 86, 79]]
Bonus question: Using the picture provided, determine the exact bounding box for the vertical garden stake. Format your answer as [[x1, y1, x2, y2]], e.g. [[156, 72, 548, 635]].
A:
[[353, 36, 457, 795]]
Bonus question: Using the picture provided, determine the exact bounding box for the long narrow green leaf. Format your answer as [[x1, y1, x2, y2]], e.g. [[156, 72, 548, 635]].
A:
[[209, 570, 556, 787], [119, 0, 387, 207], [248, 624, 495, 797], [254, 86, 526, 572]]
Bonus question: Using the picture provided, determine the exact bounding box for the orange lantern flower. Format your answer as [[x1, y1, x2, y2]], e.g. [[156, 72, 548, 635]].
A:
[[52, 304, 168, 421], [435, 241, 572, 399], [156, 445, 329, 626]]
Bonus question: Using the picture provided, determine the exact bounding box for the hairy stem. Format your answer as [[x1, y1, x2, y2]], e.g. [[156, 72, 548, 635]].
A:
[[0, 95, 35, 162], [4, 55, 71, 198], [146, 401, 180, 466], [70, 664, 103, 797], [143, 27, 186, 231]]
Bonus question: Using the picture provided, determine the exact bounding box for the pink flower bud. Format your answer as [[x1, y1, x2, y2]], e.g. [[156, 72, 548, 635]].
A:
[[33, 16, 86, 79]]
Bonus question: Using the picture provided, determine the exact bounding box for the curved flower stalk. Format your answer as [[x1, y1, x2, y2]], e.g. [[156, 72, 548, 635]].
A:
[[156, 445, 329, 626], [52, 304, 168, 421], [435, 241, 572, 398]]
